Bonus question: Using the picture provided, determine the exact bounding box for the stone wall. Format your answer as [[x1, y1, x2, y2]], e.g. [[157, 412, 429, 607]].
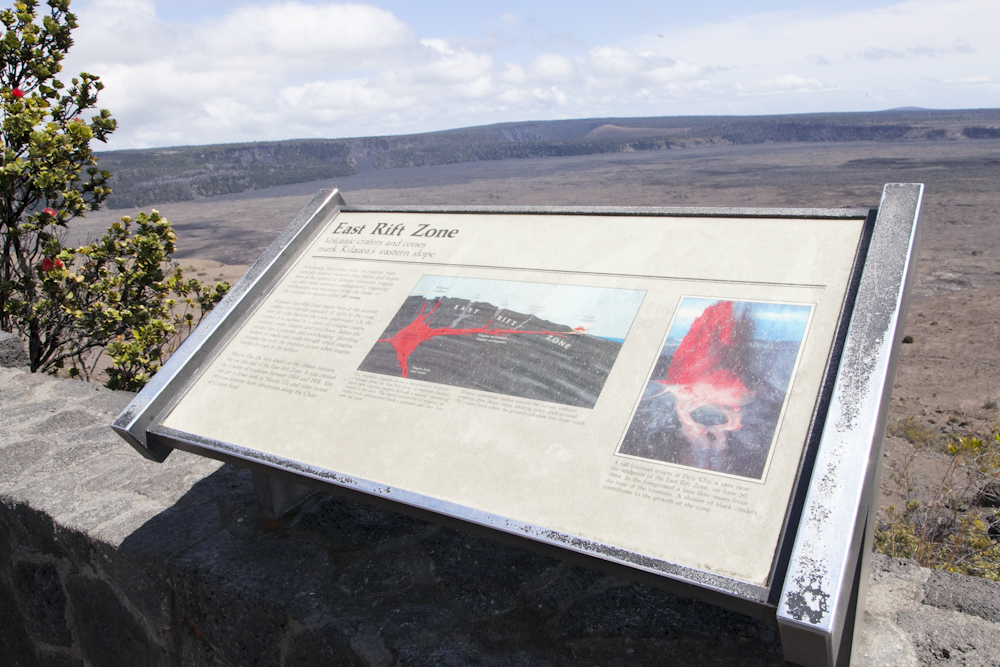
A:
[[2, 364, 999, 666]]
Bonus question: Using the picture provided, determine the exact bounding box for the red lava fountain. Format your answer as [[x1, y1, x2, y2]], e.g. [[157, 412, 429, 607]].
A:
[[378, 300, 578, 378], [656, 300, 752, 468]]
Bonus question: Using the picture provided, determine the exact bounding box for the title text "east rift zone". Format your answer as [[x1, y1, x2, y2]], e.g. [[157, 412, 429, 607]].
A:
[[331, 221, 459, 238]]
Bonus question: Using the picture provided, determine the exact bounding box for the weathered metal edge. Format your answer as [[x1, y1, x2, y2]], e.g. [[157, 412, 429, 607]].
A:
[[111, 189, 346, 461], [776, 183, 924, 666], [765, 206, 879, 605], [339, 204, 870, 219]]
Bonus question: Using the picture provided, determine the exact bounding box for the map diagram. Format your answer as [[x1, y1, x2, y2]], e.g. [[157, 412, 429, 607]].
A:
[[359, 276, 645, 408], [618, 297, 812, 480]]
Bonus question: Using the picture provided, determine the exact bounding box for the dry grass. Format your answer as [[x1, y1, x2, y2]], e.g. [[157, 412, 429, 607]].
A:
[[876, 419, 1000, 580]]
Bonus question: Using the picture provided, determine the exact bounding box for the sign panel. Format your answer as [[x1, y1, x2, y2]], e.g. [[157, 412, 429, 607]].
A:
[[159, 210, 866, 587]]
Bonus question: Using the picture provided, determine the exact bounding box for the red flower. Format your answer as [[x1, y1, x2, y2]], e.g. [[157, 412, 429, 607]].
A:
[[41, 257, 54, 271], [43, 207, 56, 217], [11, 87, 23, 98]]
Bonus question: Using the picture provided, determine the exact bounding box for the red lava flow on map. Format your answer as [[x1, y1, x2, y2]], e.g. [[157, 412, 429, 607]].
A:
[[360, 275, 644, 407], [379, 299, 580, 378]]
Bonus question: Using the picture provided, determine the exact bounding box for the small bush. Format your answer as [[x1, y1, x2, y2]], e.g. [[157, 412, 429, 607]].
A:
[[887, 416, 939, 448], [1, 3, 225, 390], [876, 424, 1000, 580]]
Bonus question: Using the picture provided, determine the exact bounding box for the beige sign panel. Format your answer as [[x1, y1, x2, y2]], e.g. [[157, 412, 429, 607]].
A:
[[162, 210, 866, 587]]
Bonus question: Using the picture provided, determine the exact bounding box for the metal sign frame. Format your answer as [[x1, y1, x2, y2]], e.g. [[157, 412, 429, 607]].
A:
[[113, 184, 923, 667]]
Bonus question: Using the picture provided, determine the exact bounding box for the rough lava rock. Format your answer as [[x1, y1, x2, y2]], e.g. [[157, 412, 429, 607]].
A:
[[0, 331, 29, 368]]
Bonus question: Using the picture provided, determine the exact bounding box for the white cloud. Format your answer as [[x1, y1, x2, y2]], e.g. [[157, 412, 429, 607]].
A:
[[207, 2, 414, 60], [499, 63, 527, 85], [858, 43, 976, 61], [631, 0, 999, 111], [415, 41, 494, 84], [587, 46, 645, 78], [56, 0, 1000, 149], [529, 54, 576, 82], [531, 86, 569, 105], [734, 75, 828, 96]]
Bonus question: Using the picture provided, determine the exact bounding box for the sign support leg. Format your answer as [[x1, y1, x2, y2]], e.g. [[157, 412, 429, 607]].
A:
[[252, 470, 316, 521], [837, 521, 870, 667]]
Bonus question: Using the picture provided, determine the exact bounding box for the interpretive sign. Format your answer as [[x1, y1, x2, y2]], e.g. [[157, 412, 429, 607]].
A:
[[114, 185, 923, 667]]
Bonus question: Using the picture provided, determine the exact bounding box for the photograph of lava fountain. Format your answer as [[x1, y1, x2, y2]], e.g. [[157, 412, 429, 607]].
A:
[[618, 298, 812, 480], [358, 276, 645, 408]]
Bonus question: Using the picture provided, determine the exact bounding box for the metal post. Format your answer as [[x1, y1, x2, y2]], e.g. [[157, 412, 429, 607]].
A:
[[777, 184, 924, 666]]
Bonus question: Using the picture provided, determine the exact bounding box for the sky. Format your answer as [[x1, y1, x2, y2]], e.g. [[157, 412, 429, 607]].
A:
[[668, 299, 811, 342], [410, 275, 645, 339], [45, 0, 1000, 150]]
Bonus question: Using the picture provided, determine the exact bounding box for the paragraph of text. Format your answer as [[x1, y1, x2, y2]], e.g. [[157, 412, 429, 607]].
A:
[[340, 373, 450, 411], [455, 391, 587, 425], [602, 460, 755, 516], [207, 351, 337, 399], [243, 300, 377, 356], [285, 264, 398, 300]]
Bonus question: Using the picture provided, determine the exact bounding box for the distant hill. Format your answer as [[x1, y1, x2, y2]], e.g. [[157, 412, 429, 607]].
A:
[[95, 108, 1000, 209]]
